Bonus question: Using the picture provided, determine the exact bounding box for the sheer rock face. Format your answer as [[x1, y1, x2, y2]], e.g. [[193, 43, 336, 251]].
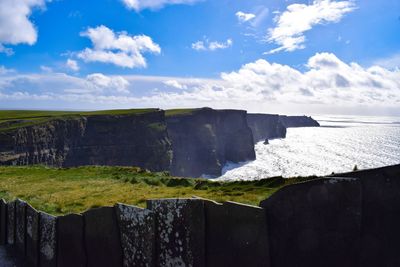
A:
[[167, 108, 256, 177], [279, 115, 320, 128], [0, 111, 172, 172], [247, 114, 287, 142], [247, 114, 320, 143]]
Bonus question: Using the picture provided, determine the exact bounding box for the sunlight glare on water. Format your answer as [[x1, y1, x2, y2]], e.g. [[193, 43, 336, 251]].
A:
[[217, 115, 400, 181]]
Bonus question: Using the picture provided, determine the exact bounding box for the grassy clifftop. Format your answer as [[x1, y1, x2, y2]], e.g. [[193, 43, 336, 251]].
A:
[[0, 109, 158, 132], [0, 165, 316, 215]]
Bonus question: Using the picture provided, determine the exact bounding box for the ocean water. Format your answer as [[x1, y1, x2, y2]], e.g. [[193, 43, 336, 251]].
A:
[[217, 115, 400, 181]]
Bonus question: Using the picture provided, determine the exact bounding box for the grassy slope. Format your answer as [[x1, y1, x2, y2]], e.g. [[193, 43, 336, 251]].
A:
[[0, 109, 157, 132], [0, 166, 317, 215], [164, 108, 197, 117]]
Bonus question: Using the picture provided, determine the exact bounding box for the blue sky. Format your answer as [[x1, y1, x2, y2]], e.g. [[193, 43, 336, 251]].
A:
[[0, 0, 399, 115]]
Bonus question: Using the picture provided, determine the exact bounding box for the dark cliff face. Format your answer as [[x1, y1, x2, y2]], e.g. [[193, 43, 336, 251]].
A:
[[247, 114, 287, 142], [0, 118, 85, 166], [0, 111, 172, 172], [279, 115, 320, 128], [247, 114, 319, 143], [166, 108, 256, 177]]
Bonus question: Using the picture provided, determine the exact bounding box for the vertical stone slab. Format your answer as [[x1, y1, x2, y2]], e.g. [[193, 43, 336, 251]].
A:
[[0, 199, 7, 245], [26, 204, 40, 267], [205, 201, 270, 267], [115, 204, 155, 267], [39, 212, 57, 267], [260, 178, 362, 267], [147, 198, 205, 267], [57, 214, 86, 267], [7, 200, 16, 245], [83, 206, 123, 267], [15, 199, 27, 255], [333, 165, 400, 266]]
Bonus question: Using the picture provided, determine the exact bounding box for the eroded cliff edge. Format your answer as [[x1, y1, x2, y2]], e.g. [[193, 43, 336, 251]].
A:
[[0, 110, 172, 171], [166, 108, 256, 177], [0, 108, 319, 177], [247, 113, 320, 142]]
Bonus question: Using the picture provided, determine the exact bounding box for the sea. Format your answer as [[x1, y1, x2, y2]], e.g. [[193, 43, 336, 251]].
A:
[[216, 115, 400, 181]]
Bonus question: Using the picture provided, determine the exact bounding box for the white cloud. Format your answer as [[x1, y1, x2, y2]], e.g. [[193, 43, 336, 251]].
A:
[[0, 0, 46, 54], [164, 80, 187, 89], [266, 0, 356, 54], [40, 65, 53, 72], [0, 66, 14, 75], [373, 53, 400, 70], [0, 53, 399, 115], [209, 39, 233, 51], [192, 39, 233, 51], [66, 59, 80, 72], [78, 25, 161, 68], [0, 44, 14, 56], [85, 73, 130, 94], [121, 0, 202, 11], [191, 41, 206, 51], [236, 11, 256, 23]]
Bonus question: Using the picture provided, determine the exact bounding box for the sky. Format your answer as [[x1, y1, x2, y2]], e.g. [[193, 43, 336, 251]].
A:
[[0, 0, 399, 115]]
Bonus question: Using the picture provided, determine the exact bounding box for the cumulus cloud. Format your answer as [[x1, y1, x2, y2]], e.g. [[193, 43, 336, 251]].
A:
[[266, 0, 356, 54], [84, 73, 130, 94], [164, 80, 187, 90], [78, 25, 161, 68], [192, 39, 233, 51], [0, 0, 46, 54], [1, 53, 399, 115], [0, 66, 14, 75], [236, 11, 256, 23], [121, 0, 202, 11], [373, 53, 400, 70], [40, 65, 53, 72], [66, 59, 79, 72]]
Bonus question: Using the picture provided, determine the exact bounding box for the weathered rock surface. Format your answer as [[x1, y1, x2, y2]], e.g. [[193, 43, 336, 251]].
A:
[[39, 212, 57, 267], [15, 199, 26, 255], [0, 199, 6, 245], [0, 110, 172, 172], [115, 204, 155, 267], [205, 201, 270, 267], [167, 108, 256, 177], [247, 114, 287, 142], [7, 200, 16, 245], [332, 164, 400, 267], [147, 198, 205, 267], [83, 206, 123, 267], [57, 214, 86, 267], [260, 178, 362, 267], [26, 204, 39, 267]]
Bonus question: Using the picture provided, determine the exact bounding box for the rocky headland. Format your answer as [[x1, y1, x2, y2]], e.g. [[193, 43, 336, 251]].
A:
[[0, 108, 320, 177]]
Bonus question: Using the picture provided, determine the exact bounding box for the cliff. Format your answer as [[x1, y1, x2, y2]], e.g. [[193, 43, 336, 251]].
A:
[[0, 110, 172, 171], [247, 114, 287, 142], [0, 108, 319, 177], [247, 114, 319, 143], [279, 115, 320, 128], [166, 108, 256, 177]]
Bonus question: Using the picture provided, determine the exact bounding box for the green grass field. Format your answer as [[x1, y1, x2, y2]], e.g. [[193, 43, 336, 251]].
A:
[[164, 108, 197, 116], [0, 165, 317, 215]]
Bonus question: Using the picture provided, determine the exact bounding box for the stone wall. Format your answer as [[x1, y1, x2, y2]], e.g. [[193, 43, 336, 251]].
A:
[[0, 164, 398, 267]]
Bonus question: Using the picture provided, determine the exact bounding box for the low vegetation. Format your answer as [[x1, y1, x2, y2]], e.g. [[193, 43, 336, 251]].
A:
[[0, 165, 317, 215], [164, 108, 197, 116]]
